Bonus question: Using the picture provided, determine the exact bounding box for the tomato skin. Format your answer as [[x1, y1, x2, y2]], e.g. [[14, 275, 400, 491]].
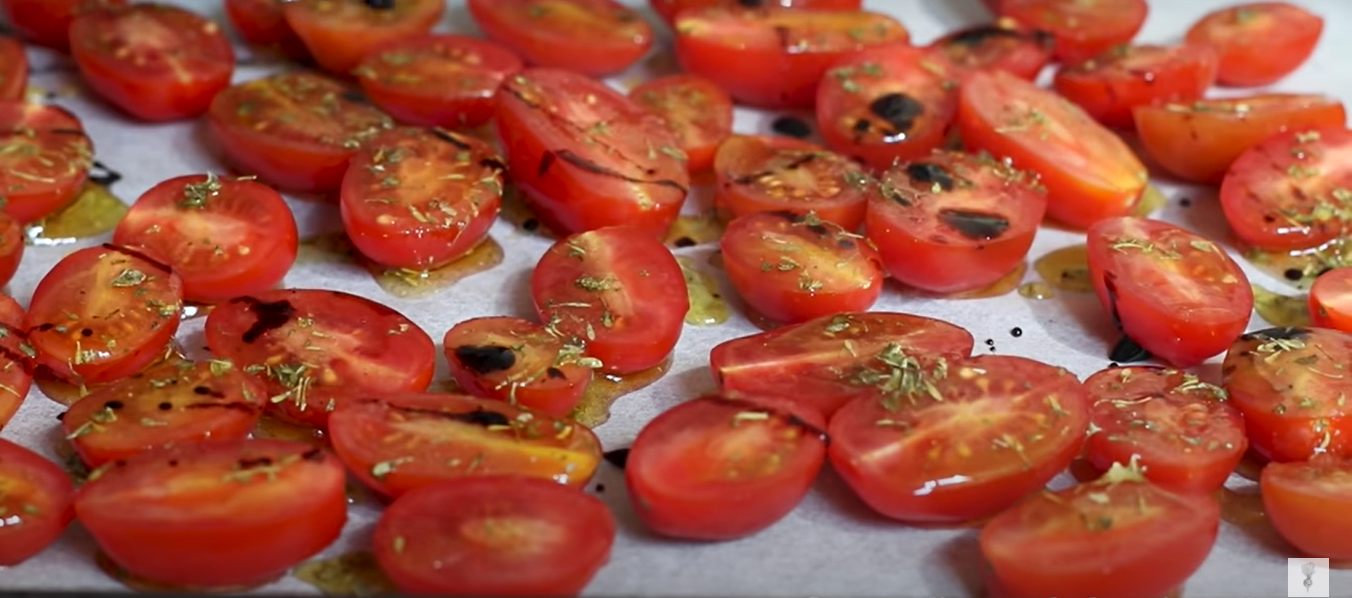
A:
[[0, 0, 127, 52], [629, 74, 733, 174], [1311, 268, 1352, 332], [0, 211, 24, 289], [1185, 2, 1323, 87], [0, 294, 32, 431], [713, 135, 874, 230], [998, 0, 1148, 64], [223, 0, 308, 60], [0, 102, 94, 224], [468, 0, 653, 77], [1262, 455, 1352, 560], [283, 0, 444, 75], [0, 36, 28, 101], [354, 35, 523, 129], [926, 22, 1054, 81], [1053, 44, 1218, 131], [0, 438, 75, 566], [649, 0, 862, 25], [1219, 127, 1352, 252], [444, 317, 592, 417]]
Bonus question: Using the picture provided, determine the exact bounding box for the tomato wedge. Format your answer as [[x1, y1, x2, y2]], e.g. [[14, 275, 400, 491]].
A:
[[713, 135, 876, 231], [0, 36, 28, 102], [1219, 127, 1352, 252], [1185, 2, 1323, 87], [998, 0, 1148, 64], [0, 438, 74, 566], [648, 0, 863, 25], [926, 21, 1053, 81], [223, 0, 308, 59], [0, 102, 94, 224], [1262, 454, 1352, 560], [1311, 267, 1352, 332], [629, 74, 734, 174], [282, 0, 444, 75], [468, 0, 653, 77], [0, 0, 127, 52], [0, 212, 23, 290], [0, 294, 32, 431], [1052, 44, 1218, 131], [353, 34, 523, 129], [443, 316, 594, 417]]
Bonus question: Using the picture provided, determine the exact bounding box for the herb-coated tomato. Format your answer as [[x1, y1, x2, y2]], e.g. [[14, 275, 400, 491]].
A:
[[1053, 44, 1218, 131], [75, 439, 347, 589], [980, 463, 1219, 598], [207, 72, 394, 193], [373, 475, 616, 597], [496, 69, 690, 238], [282, 0, 444, 75], [865, 151, 1046, 294], [629, 74, 734, 174], [69, 4, 235, 122], [1082, 366, 1246, 493], [468, 0, 652, 77], [1262, 454, 1352, 560], [0, 211, 23, 289], [223, 0, 308, 59], [1219, 127, 1352, 252], [353, 35, 523, 129], [0, 294, 32, 431], [1087, 217, 1253, 368], [713, 135, 875, 230], [25, 244, 183, 385], [1134, 94, 1347, 185], [0, 439, 74, 566], [1311, 268, 1352, 332], [627, 396, 826, 540], [0, 36, 27, 101], [443, 316, 594, 417], [204, 289, 436, 429], [0, 0, 126, 51], [0, 102, 94, 224], [710, 311, 975, 419], [829, 354, 1088, 523], [674, 7, 909, 109], [998, 0, 1148, 64], [958, 69, 1146, 229], [112, 174, 299, 303], [340, 128, 504, 270], [1221, 327, 1352, 462], [816, 45, 958, 171], [531, 226, 687, 375], [648, 0, 863, 25], [721, 211, 883, 324], [926, 21, 1053, 81], [1185, 2, 1323, 87]]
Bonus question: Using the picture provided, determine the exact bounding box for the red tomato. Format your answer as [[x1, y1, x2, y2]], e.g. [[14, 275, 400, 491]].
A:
[[204, 289, 436, 429], [25, 244, 183, 385], [829, 355, 1088, 523], [1311, 268, 1352, 332], [69, 4, 234, 122], [0, 294, 32, 431], [1222, 327, 1352, 462], [721, 211, 883, 324], [329, 392, 602, 498], [1082, 366, 1247, 493], [468, 0, 652, 77], [1185, 2, 1323, 87], [223, 0, 308, 59], [713, 135, 874, 230], [1087, 217, 1253, 368], [1053, 44, 1219, 131], [0, 438, 74, 566], [0, 0, 127, 52], [958, 69, 1147, 229], [926, 20, 1054, 81], [207, 72, 395, 193], [816, 45, 958, 171], [648, 0, 862, 25], [496, 69, 689, 238], [75, 439, 347, 589], [998, 0, 1147, 64], [0, 102, 94, 224], [443, 316, 593, 417], [374, 475, 616, 597], [531, 226, 687, 375], [1219, 127, 1352, 252], [0, 36, 28, 101], [865, 151, 1046, 294], [674, 7, 909, 109], [980, 464, 1219, 598], [629, 74, 734, 174], [112, 174, 298, 304], [710, 311, 975, 419], [0, 211, 24, 289], [282, 0, 444, 75], [627, 396, 826, 540], [1134, 94, 1347, 185], [1262, 454, 1352, 560], [353, 35, 523, 129]]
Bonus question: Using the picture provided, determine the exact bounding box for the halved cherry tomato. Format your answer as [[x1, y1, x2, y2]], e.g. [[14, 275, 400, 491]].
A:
[[497, 69, 689, 238], [0, 102, 94, 224], [926, 20, 1053, 81], [0, 0, 127, 52], [0, 36, 28, 101], [1087, 217, 1253, 368], [75, 439, 347, 589], [1185, 2, 1323, 87], [443, 316, 593, 417], [531, 226, 687, 375], [207, 72, 395, 193], [710, 311, 975, 419], [329, 392, 602, 498], [112, 174, 298, 304], [1082, 366, 1246, 493], [468, 0, 652, 77], [866, 151, 1046, 294], [1311, 267, 1352, 332], [0, 438, 74, 566], [0, 294, 32, 431], [1053, 44, 1218, 131], [25, 244, 183, 385], [1134, 94, 1347, 185], [648, 0, 863, 25], [1262, 454, 1352, 560], [69, 4, 235, 122], [629, 74, 734, 174], [1219, 127, 1352, 252], [958, 69, 1146, 229], [674, 7, 909, 109], [204, 289, 436, 429], [1222, 327, 1352, 462], [223, 0, 308, 60], [830, 354, 1087, 523], [627, 396, 826, 540], [980, 464, 1219, 598], [998, 0, 1147, 64], [282, 0, 444, 75], [374, 475, 616, 597], [713, 135, 875, 230], [0, 212, 23, 288], [353, 35, 523, 129]]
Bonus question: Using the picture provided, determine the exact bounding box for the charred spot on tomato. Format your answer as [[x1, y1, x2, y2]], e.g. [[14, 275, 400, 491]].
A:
[[603, 447, 630, 469], [448, 407, 512, 428], [80, 328, 93, 337], [771, 116, 812, 139], [365, 0, 396, 9], [868, 93, 924, 134], [946, 25, 1025, 47], [454, 345, 516, 374], [546, 367, 566, 380], [905, 162, 955, 191], [88, 160, 123, 187], [1241, 327, 1309, 343], [193, 385, 227, 398], [340, 89, 371, 105], [157, 401, 173, 411], [538, 151, 556, 177], [103, 400, 124, 410], [1110, 335, 1152, 363], [231, 296, 296, 343], [738, 0, 764, 6], [555, 150, 688, 191], [36, 323, 54, 332], [939, 209, 1010, 241], [301, 448, 325, 462], [429, 128, 472, 150]]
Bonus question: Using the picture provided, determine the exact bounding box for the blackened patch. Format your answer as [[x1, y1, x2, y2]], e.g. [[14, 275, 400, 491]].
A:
[[365, 0, 395, 8], [905, 162, 955, 191], [771, 116, 812, 139], [448, 408, 512, 428], [1284, 268, 1304, 281], [546, 367, 566, 379], [88, 160, 123, 187], [1109, 336, 1151, 363], [738, 0, 763, 6], [945, 25, 1024, 47], [538, 151, 557, 177], [1241, 327, 1309, 343], [430, 128, 472, 150], [158, 402, 173, 411], [595, 483, 606, 492], [103, 400, 124, 410], [868, 93, 924, 133], [454, 345, 516, 374], [231, 296, 296, 344], [940, 209, 1010, 241], [81, 328, 93, 337], [555, 150, 687, 193], [341, 89, 371, 104], [604, 448, 630, 469], [193, 385, 227, 398]]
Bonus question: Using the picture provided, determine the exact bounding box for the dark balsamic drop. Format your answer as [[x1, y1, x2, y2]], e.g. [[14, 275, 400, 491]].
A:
[[453, 345, 516, 374], [522, 218, 540, 232], [103, 400, 125, 410], [984, 338, 995, 346], [771, 116, 812, 139], [232, 297, 296, 344], [1109, 336, 1151, 363], [447, 408, 512, 428], [1010, 327, 1023, 338], [1179, 197, 1192, 207], [673, 237, 696, 248], [603, 448, 630, 469], [88, 160, 123, 187], [546, 367, 566, 380], [1284, 268, 1304, 281], [939, 209, 1009, 241], [905, 162, 955, 191], [868, 93, 924, 133]]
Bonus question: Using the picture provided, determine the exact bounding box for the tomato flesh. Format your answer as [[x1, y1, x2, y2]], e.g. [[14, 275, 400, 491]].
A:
[[713, 135, 874, 231], [1219, 127, 1352, 252], [0, 294, 32, 431], [468, 0, 653, 77], [353, 34, 524, 129], [443, 316, 593, 417], [926, 21, 1053, 82], [1311, 267, 1352, 332], [282, 0, 444, 75], [0, 0, 128, 51], [0, 102, 94, 224], [0, 438, 75, 566], [998, 0, 1148, 64], [629, 74, 734, 174], [1053, 44, 1218, 131], [0, 36, 28, 102], [1262, 454, 1352, 560], [223, 0, 308, 59], [1185, 2, 1323, 87]]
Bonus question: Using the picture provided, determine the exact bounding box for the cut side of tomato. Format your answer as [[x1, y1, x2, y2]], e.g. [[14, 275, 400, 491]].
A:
[[1311, 267, 1352, 332], [713, 135, 875, 231], [0, 36, 28, 101], [353, 34, 523, 129], [443, 316, 593, 417], [1185, 2, 1323, 87], [0, 211, 23, 289], [629, 74, 734, 174], [0, 438, 75, 566], [282, 0, 444, 75], [925, 20, 1053, 82], [1219, 127, 1352, 252], [1052, 44, 1218, 131], [223, 0, 308, 59], [998, 0, 1148, 64], [0, 102, 94, 224], [0, 294, 32, 431], [0, 0, 128, 52], [468, 0, 653, 77], [1262, 454, 1352, 560]]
